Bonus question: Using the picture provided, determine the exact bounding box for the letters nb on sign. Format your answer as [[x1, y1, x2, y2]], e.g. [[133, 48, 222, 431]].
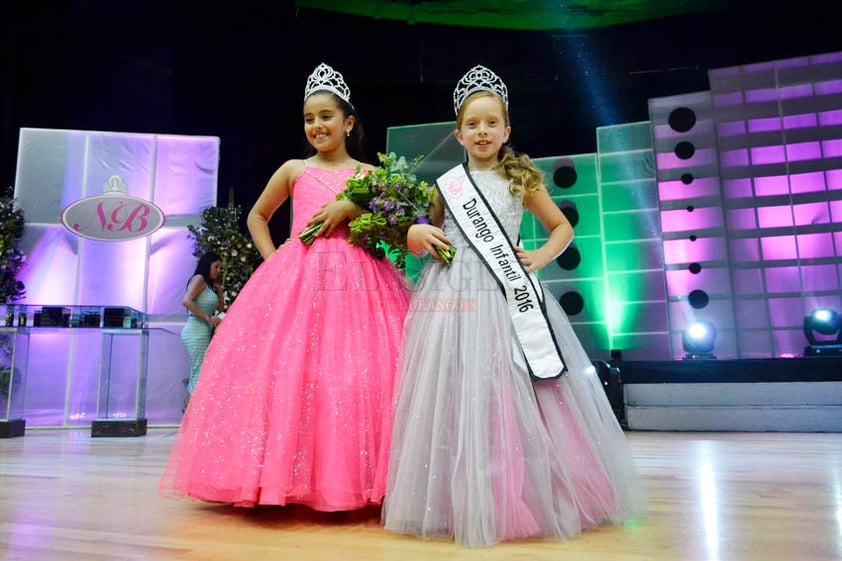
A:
[[60, 175, 165, 241]]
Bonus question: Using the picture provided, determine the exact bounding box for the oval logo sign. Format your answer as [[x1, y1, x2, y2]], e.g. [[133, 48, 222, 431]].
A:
[[61, 195, 166, 241]]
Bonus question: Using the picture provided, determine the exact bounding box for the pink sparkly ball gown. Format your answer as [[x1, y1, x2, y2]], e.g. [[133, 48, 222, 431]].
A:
[[159, 164, 410, 511]]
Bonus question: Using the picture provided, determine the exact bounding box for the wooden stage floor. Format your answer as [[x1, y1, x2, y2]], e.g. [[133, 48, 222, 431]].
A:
[[1, 428, 840, 560]]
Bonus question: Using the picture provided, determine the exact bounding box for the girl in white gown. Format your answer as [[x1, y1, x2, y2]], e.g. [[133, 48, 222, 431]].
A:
[[383, 65, 647, 547]]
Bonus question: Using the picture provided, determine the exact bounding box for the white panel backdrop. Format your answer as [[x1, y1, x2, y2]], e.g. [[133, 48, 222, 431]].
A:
[[13, 127, 219, 426]]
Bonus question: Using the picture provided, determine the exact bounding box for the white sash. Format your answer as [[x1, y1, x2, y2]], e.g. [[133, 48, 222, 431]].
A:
[[437, 164, 566, 380]]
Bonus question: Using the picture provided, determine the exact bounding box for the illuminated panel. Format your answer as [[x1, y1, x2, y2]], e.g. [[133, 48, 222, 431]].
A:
[[596, 122, 666, 360], [710, 51, 842, 357], [526, 122, 666, 360], [14, 128, 219, 426], [649, 90, 738, 360], [531, 153, 610, 356]]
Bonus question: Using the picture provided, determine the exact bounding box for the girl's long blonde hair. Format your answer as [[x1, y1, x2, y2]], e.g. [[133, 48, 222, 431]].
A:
[[457, 91, 544, 197]]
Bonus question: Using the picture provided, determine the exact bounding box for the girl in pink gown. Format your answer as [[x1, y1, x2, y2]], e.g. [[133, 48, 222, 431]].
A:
[[159, 63, 410, 511], [383, 66, 647, 546]]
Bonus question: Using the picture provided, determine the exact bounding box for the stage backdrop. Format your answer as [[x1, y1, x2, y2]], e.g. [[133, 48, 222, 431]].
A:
[[13, 128, 219, 427]]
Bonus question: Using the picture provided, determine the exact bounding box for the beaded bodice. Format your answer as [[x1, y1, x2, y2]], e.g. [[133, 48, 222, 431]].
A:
[[441, 169, 524, 248]]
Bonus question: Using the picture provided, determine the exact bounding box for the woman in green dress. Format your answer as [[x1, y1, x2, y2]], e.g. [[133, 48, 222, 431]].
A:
[[181, 252, 224, 395]]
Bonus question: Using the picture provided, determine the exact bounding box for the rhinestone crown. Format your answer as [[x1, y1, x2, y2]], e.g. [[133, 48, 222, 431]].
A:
[[304, 62, 352, 105], [452, 65, 509, 115]]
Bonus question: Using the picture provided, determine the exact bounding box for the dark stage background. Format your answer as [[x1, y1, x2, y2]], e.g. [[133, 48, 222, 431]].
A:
[[2, 0, 840, 243]]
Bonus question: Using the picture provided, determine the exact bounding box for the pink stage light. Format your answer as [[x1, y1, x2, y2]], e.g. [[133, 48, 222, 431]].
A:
[[797, 233, 836, 259], [760, 235, 797, 260], [660, 207, 723, 233], [663, 237, 725, 265], [753, 175, 790, 196], [658, 177, 720, 201], [793, 202, 830, 226], [789, 171, 826, 193], [757, 205, 794, 228]]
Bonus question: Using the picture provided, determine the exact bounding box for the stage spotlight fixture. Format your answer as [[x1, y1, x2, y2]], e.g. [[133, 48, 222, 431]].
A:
[[682, 320, 717, 360], [803, 308, 842, 356]]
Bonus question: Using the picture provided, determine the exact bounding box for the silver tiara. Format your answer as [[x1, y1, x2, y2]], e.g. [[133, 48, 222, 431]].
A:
[[303, 62, 352, 105], [453, 65, 509, 115]]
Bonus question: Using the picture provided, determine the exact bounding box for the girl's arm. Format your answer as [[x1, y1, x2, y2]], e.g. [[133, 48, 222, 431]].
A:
[[517, 185, 574, 272], [248, 160, 302, 259], [407, 187, 451, 258]]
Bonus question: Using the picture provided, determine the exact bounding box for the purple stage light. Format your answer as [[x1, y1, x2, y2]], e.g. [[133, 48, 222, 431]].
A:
[[719, 148, 750, 167], [793, 202, 830, 225], [815, 79, 842, 95], [753, 175, 790, 196], [760, 235, 798, 261], [797, 233, 836, 259], [660, 206, 723, 233], [748, 117, 782, 133], [789, 171, 826, 193], [722, 178, 753, 199], [819, 109, 842, 126], [802, 265, 840, 292], [786, 141, 822, 162], [822, 139, 842, 158], [746, 88, 779, 103], [750, 145, 786, 165], [758, 205, 795, 229], [784, 114, 818, 129], [780, 84, 813, 100], [717, 120, 747, 137]]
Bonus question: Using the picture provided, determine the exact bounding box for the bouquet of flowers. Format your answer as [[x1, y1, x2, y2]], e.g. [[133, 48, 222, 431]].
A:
[[298, 152, 456, 270]]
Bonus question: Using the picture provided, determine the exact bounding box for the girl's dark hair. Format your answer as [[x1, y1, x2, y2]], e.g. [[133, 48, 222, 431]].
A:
[[192, 252, 221, 289], [303, 91, 366, 161]]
